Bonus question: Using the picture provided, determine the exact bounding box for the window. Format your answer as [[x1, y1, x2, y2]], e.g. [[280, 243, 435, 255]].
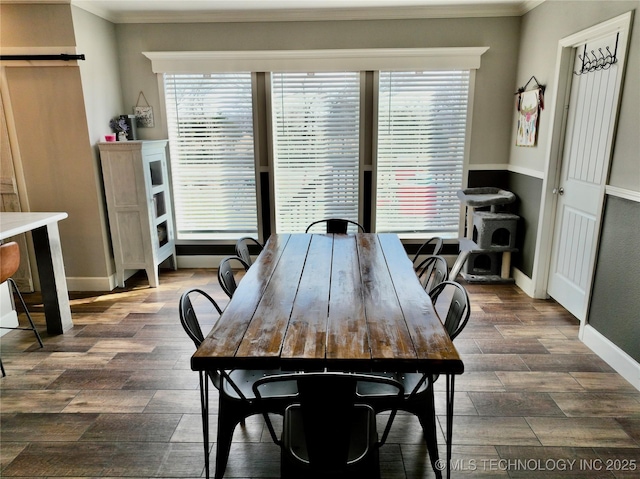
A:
[[164, 73, 258, 240], [271, 72, 360, 233], [376, 70, 470, 238], [149, 48, 486, 243]]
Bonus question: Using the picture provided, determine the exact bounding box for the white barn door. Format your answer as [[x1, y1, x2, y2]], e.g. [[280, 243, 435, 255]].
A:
[[548, 16, 631, 321]]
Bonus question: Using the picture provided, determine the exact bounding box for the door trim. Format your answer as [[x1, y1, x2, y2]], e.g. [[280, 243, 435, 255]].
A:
[[531, 12, 633, 321]]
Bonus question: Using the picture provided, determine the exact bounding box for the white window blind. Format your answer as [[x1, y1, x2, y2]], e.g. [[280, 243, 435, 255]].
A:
[[164, 73, 258, 240], [271, 72, 360, 233], [376, 70, 470, 238]]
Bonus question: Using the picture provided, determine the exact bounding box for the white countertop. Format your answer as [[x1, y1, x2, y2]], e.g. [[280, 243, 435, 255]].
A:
[[0, 212, 68, 240]]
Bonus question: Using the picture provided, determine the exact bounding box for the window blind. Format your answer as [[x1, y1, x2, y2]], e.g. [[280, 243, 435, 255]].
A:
[[164, 73, 258, 240], [376, 70, 470, 238], [271, 72, 361, 233]]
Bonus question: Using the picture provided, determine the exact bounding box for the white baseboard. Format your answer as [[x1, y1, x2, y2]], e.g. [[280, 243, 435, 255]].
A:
[[512, 267, 536, 298], [65, 276, 116, 292], [582, 324, 640, 392], [0, 310, 19, 337], [1, 282, 18, 336]]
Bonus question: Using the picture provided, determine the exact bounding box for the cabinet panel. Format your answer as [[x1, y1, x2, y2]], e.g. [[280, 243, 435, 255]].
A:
[[115, 211, 147, 264], [107, 157, 138, 206]]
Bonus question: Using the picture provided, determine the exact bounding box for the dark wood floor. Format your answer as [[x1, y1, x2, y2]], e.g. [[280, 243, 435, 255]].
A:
[[1, 268, 639, 478]]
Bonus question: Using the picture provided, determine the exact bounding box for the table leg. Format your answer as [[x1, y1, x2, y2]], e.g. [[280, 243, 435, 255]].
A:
[[199, 371, 210, 479], [30, 223, 73, 334], [445, 374, 456, 479], [421, 383, 443, 479]]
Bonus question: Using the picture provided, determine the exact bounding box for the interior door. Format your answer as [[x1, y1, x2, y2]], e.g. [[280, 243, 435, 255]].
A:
[[547, 30, 628, 321]]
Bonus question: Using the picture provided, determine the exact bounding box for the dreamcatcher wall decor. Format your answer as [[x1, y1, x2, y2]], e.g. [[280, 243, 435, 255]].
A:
[[515, 76, 545, 147]]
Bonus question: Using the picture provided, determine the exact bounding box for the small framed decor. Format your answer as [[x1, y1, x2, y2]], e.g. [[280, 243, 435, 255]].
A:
[[515, 76, 545, 147], [133, 91, 154, 128]]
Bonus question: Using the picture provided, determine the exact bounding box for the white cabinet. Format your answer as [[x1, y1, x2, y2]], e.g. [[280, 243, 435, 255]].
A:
[[98, 140, 176, 288]]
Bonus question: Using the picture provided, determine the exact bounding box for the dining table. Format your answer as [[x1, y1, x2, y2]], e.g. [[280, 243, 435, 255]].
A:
[[191, 232, 464, 479], [0, 212, 72, 334]]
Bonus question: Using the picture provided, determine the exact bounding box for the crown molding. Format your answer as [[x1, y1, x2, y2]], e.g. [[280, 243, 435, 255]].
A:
[[67, 1, 545, 24], [143, 47, 490, 73]]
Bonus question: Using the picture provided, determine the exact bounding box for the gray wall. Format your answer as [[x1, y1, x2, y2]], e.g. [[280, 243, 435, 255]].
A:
[[506, 172, 541, 278], [589, 196, 640, 362]]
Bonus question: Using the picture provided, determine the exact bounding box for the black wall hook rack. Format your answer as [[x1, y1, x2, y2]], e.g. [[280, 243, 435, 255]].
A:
[[0, 53, 85, 61], [574, 33, 618, 75]]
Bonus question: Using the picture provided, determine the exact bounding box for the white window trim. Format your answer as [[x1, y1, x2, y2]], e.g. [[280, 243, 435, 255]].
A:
[[143, 47, 489, 73]]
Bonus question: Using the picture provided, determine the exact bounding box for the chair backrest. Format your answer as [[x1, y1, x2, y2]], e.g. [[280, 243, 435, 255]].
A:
[[305, 218, 365, 234], [428, 281, 470, 341], [218, 256, 250, 298], [234, 237, 263, 267], [449, 249, 470, 281], [416, 255, 448, 294], [179, 288, 224, 389], [0, 242, 21, 284], [411, 237, 444, 269], [254, 372, 403, 471], [179, 288, 223, 348]]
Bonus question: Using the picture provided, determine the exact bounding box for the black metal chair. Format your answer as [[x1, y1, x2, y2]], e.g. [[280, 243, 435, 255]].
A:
[[217, 256, 250, 298], [411, 237, 444, 270], [235, 237, 263, 267], [0, 241, 44, 377], [358, 281, 470, 479], [415, 254, 449, 295], [305, 218, 365, 234], [254, 371, 404, 479], [179, 288, 297, 479]]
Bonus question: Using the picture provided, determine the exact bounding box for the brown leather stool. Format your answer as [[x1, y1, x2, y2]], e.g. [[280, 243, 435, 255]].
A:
[[0, 241, 44, 376]]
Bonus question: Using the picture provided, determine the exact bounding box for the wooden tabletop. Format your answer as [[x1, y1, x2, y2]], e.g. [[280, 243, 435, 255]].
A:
[[192, 233, 463, 375]]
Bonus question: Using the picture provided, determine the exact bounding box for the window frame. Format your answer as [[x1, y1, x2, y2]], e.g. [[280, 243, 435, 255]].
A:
[[266, 71, 364, 234], [371, 69, 476, 239], [162, 72, 262, 243]]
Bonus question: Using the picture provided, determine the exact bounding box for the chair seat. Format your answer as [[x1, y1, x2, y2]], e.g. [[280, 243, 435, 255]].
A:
[[284, 404, 377, 465]]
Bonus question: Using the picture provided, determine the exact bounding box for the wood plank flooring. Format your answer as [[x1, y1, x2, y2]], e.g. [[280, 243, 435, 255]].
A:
[[1, 269, 639, 478]]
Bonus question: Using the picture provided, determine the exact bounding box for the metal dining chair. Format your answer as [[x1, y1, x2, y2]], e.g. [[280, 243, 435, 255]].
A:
[[0, 241, 44, 376], [234, 237, 263, 267], [217, 256, 250, 298], [411, 237, 444, 270], [305, 218, 365, 234], [179, 288, 296, 479], [254, 371, 404, 479], [358, 281, 470, 479], [415, 254, 449, 295]]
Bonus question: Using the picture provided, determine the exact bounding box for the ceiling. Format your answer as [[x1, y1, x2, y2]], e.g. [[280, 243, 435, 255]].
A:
[[67, 0, 545, 23]]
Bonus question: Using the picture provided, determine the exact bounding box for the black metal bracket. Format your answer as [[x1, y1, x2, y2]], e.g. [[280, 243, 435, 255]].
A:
[[0, 54, 85, 61], [515, 75, 545, 96]]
